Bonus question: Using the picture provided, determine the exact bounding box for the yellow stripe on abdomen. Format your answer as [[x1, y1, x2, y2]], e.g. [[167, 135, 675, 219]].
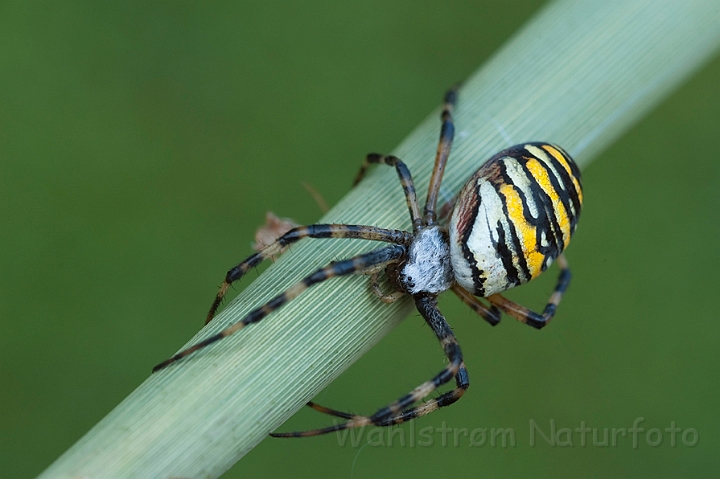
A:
[[541, 144, 583, 205], [499, 183, 545, 278], [525, 158, 571, 247]]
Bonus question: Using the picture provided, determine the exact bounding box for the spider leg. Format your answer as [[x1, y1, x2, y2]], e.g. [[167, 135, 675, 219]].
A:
[[487, 254, 571, 329], [376, 364, 468, 426], [153, 244, 406, 372], [451, 284, 502, 326], [353, 154, 423, 231], [306, 401, 355, 420], [424, 86, 458, 225], [437, 195, 456, 225], [206, 224, 412, 324], [270, 293, 464, 437], [301, 364, 469, 427]]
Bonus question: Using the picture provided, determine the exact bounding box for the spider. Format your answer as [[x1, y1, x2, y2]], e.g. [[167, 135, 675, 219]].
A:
[[153, 87, 583, 438]]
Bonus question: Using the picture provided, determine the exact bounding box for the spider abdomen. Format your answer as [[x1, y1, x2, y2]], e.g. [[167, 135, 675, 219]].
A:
[[449, 143, 583, 297]]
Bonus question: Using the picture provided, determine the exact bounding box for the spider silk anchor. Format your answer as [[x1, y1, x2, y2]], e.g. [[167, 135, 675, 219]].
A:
[[153, 87, 583, 438]]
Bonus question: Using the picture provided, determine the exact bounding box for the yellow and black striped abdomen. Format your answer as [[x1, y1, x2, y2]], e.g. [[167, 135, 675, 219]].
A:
[[449, 142, 582, 297]]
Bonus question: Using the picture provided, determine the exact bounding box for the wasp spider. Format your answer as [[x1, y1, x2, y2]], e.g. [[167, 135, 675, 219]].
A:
[[153, 87, 583, 437]]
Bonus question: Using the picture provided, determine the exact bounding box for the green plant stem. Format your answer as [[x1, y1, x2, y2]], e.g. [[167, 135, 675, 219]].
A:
[[40, 1, 720, 478]]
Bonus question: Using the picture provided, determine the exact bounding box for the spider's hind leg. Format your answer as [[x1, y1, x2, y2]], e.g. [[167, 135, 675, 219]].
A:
[[452, 285, 501, 326], [487, 254, 572, 329]]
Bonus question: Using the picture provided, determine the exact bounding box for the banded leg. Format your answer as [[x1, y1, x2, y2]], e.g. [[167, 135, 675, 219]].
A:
[[305, 401, 355, 420], [377, 364, 468, 426], [299, 364, 469, 428], [424, 86, 458, 225], [206, 224, 412, 324], [452, 284, 502, 326], [437, 195, 457, 225], [353, 154, 423, 231], [153, 245, 406, 372], [270, 293, 463, 437], [487, 254, 571, 329]]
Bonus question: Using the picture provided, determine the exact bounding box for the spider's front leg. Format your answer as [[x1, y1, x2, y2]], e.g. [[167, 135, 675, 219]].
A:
[[153, 244, 406, 372], [205, 224, 412, 325], [270, 293, 467, 437]]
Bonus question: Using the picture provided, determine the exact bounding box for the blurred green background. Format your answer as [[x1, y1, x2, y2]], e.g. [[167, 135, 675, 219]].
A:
[[1, 1, 719, 477]]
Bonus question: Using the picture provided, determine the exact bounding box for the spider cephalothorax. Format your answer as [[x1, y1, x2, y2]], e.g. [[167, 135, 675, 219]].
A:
[[391, 226, 453, 295], [153, 87, 583, 437]]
